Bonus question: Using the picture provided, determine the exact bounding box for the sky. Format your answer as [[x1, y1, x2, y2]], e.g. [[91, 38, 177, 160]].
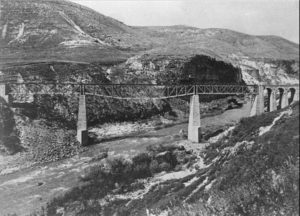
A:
[[71, 0, 299, 43]]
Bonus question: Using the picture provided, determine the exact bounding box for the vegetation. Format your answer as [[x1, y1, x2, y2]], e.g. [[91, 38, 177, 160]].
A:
[[4, 102, 298, 216], [205, 108, 281, 161], [79, 102, 298, 216], [195, 102, 299, 216], [42, 144, 195, 215]]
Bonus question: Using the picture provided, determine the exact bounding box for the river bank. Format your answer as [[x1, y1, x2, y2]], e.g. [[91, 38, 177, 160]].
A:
[[0, 100, 252, 215]]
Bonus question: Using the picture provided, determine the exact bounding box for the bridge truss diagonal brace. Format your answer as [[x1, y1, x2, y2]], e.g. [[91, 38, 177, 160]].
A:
[[188, 95, 202, 143]]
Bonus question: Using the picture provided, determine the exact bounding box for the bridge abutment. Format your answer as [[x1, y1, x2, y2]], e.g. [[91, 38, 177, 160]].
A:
[[77, 95, 88, 146], [188, 95, 201, 143], [250, 85, 264, 116]]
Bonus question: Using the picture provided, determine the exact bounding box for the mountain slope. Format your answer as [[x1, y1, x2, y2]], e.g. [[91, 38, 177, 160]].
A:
[[139, 26, 299, 60], [0, 0, 154, 64], [0, 0, 299, 66]]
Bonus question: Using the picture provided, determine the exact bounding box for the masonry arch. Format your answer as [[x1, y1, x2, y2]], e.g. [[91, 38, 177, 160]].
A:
[[288, 88, 296, 105], [276, 87, 285, 110], [264, 88, 273, 112]]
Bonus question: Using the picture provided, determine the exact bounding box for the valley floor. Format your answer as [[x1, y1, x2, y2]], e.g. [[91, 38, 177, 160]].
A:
[[0, 101, 252, 216]]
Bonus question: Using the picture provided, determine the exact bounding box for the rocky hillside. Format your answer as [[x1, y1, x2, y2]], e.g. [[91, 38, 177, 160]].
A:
[[1, 0, 299, 87], [31, 102, 298, 216], [0, 0, 154, 64], [41, 102, 299, 216]]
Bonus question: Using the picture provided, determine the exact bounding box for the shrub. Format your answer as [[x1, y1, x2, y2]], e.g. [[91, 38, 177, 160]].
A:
[[80, 164, 105, 182], [150, 159, 160, 174], [132, 153, 152, 165], [108, 157, 132, 176], [1, 136, 23, 154], [44, 143, 196, 215], [147, 144, 183, 154], [132, 153, 152, 178], [159, 162, 172, 172]]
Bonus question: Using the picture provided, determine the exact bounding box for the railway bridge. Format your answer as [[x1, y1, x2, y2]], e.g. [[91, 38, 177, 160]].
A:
[[0, 74, 299, 144]]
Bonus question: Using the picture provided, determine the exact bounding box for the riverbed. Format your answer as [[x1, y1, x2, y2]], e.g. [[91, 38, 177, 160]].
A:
[[0, 101, 251, 215]]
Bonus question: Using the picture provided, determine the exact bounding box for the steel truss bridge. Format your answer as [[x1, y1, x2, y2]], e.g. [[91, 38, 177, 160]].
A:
[[4, 82, 258, 100], [1, 75, 299, 144]]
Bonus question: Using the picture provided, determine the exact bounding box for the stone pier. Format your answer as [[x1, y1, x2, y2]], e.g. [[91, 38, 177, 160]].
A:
[[250, 85, 264, 116], [281, 91, 289, 108], [188, 95, 201, 143], [294, 90, 299, 101], [269, 91, 277, 111], [77, 95, 88, 145], [0, 83, 8, 102]]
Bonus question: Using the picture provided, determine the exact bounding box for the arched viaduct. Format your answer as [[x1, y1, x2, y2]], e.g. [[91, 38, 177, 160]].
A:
[[250, 85, 299, 116], [0, 75, 299, 144]]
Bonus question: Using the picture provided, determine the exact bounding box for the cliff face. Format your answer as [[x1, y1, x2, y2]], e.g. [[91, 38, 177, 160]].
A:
[[230, 56, 299, 84], [107, 54, 243, 84]]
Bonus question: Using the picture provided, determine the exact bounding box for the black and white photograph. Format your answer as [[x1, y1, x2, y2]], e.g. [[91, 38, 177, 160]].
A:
[[0, 0, 299, 215]]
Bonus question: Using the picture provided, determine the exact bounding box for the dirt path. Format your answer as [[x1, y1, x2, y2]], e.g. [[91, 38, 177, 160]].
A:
[[0, 101, 251, 215]]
